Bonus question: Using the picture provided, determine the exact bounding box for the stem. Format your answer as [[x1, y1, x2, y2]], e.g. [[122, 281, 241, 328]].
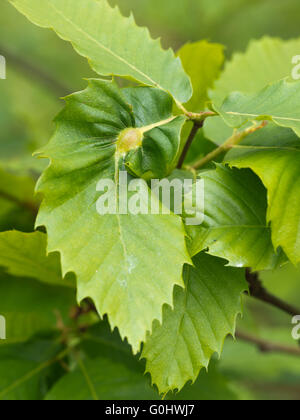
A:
[[177, 121, 203, 169], [236, 331, 300, 356], [0, 45, 71, 96], [192, 120, 268, 170], [246, 270, 300, 317]]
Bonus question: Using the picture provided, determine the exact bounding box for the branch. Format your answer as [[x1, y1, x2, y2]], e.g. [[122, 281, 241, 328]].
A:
[[177, 121, 203, 169], [0, 45, 71, 96], [0, 191, 38, 217], [236, 331, 300, 357], [191, 120, 268, 170], [246, 270, 300, 317]]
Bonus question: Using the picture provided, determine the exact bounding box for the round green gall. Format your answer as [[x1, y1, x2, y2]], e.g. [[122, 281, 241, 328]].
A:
[[117, 128, 143, 155]]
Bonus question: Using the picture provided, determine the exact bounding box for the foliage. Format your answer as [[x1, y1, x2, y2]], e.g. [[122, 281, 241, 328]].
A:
[[0, 0, 299, 401]]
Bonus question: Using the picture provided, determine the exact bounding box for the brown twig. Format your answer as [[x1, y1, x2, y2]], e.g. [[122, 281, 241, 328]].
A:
[[177, 121, 203, 169], [0, 45, 71, 96], [246, 270, 300, 317], [236, 331, 300, 357]]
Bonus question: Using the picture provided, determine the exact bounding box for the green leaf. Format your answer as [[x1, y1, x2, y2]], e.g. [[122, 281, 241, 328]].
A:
[[0, 167, 38, 232], [0, 168, 38, 231], [177, 41, 224, 111], [216, 80, 300, 137], [142, 253, 247, 394], [206, 37, 300, 144], [168, 361, 240, 401], [79, 319, 136, 363], [35, 79, 191, 353], [0, 272, 75, 344], [122, 87, 186, 180], [0, 335, 64, 400], [46, 319, 158, 400], [211, 37, 300, 107], [186, 129, 226, 168], [0, 168, 36, 206], [226, 128, 300, 265], [204, 116, 236, 146], [0, 231, 74, 288], [9, 0, 192, 104], [45, 355, 157, 401], [187, 165, 282, 270]]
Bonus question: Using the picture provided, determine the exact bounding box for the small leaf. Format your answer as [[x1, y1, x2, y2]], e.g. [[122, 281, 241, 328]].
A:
[[9, 0, 192, 103], [187, 165, 282, 270], [142, 253, 247, 394], [35, 79, 191, 352], [227, 126, 300, 265], [178, 41, 224, 111], [216, 80, 300, 137]]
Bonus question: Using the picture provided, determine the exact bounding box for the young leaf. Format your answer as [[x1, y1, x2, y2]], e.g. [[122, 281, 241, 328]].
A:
[[35, 79, 191, 353], [211, 37, 300, 107], [187, 165, 282, 270], [177, 41, 224, 111], [122, 87, 186, 180], [168, 361, 240, 401], [216, 80, 300, 137], [142, 253, 247, 394], [9, 0, 192, 104], [206, 37, 300, 144], [227, 130, 300, 265], [0, 231, 73, 287]]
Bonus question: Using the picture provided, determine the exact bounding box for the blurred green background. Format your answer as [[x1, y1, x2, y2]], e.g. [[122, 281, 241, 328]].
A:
[[0, 0, 300, 400]]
